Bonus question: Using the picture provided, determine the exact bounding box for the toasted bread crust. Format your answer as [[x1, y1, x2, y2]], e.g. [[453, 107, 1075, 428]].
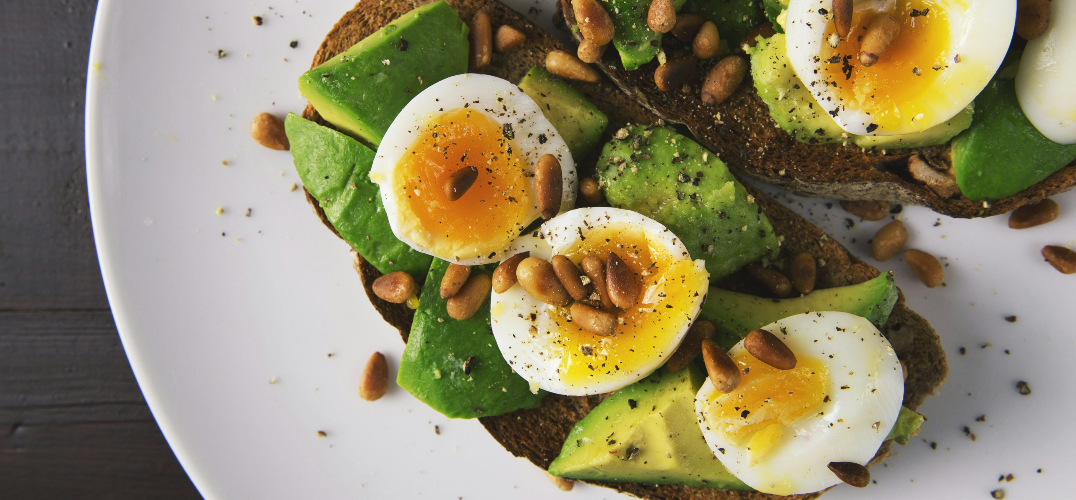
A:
[[555, 0, 1076, 218], [300, 1, 947, 498]]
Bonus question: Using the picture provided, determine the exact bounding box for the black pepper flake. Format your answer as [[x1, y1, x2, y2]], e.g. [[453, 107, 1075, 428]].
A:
[[910, 8, 930, 17], [959, 347, 966, 355], [216, 49, 227, 59], [473, 407, 484, 413], [502, 123, 515, 140], [930, 441, 937, 450], [253, 16, 263, 25], [538, 133, 547, 144], [866, 123, 879, 133], [289, 40, 298, 48], [963, 426, 976, 441], [399, 38, 409, 51], [818, 7, 829, 15], [628, 399, 637, 409], [1005, 315, 1017, 323], [741, 410, 750, 418], [463, 355, 477, 375], [581, 345, 593, 356], [1016, 381, 1032, 396]]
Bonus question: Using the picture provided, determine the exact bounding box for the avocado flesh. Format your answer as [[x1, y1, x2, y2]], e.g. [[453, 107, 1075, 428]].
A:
[[518, 67, 609, 161], [606, 0, 687, 70], [284, 113, 433, 280], [548, 365, 750, 490], [748, 34, 972, 149], [298, 1, 468, 147], [952, 77, 1076, 201], [597, 124, 779, 280], [397, 259, 544, 418], [762, 0, 787, 32], [681, 0, 765, 51], [699, 272, 899, 349]]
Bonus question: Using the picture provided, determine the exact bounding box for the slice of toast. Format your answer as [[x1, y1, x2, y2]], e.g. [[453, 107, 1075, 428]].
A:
[[299, 1, 947, 498], [554, 1, 1076, 218]]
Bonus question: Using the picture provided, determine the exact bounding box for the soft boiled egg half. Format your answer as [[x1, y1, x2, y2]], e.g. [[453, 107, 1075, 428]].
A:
[[490, 208, 709, 396], [785, 0, 1015, 135], [369, 74, 577, 265], [695, 311, 904, 495]]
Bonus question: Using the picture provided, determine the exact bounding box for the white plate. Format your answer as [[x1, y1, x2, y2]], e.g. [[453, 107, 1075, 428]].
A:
[[86, 1, 1076, 498]]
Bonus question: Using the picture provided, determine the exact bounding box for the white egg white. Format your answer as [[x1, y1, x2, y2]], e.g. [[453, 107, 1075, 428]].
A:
[[786, 0, 1014, 135], [1017, 0, 1076, 145], [695, 311, 904, 495], [369, 73, 577, 265], [489, 208, 706, 396]]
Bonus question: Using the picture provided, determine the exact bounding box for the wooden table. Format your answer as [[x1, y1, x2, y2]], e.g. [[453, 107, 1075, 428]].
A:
[[1, 1, 201, 497]]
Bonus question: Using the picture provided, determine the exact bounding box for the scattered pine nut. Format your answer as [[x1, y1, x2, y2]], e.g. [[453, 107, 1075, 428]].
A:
[[446, 273, 492, 320], [516, 257, 573, 307], [701, 55, 747, 106], [545, 50, 600, 83], [572, 0, 615, 46], [552, 255, 591, 301], [1016, 0, 1050, 40], [371, 271, 417, 304], [859, 13, 900, 67], [606, 252, 640, 309], [444, 166, 478, 201], [654, 55, 696, 92], [494, 25, 526, 52], [535, 154, 563, 219], [904, 249, 945, 288], [440, 263, 471, 300], [570, 302, 617, 336], [1009, 199, 1059, 229], [469, 9, 492, 70], [701, 338, 740, 392], [692, 22, 720, 59], [832, 0, 853, 38], [871, 220, 908, 262], [1042, 245, 1076, 274], [744, 328, 797, 370], [840, 200, 889, 221], [250, 113, 289, 150], [671, 14, 705, 43], [666, 320, 716, 372], [647, 0, 676, 33], [580, 177, 603, 205], [580, 255, 615, 310], [493, 252, 530, 293], [790, 252, 817, 295], [359, 352, 389, 401], [576, 39, 606, 64], [746, 263, 792, 298], [828, 461, 870, 488]]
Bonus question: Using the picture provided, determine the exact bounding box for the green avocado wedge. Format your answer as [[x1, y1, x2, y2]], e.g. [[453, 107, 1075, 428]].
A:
[[397, 259, 544, 418], [548, 365, 750, 489], [597, 124, 779, 280], [699, 272, 899, 349], [298, 1, 469, 147], [518, 67, 609, 161], [285, 113, 432, 280]]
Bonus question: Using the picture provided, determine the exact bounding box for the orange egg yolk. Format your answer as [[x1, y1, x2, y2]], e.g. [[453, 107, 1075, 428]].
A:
[[543, 224, 708, 386], [705, 351, 829, 465], [394, 107, 533, 259], [820, 1, 950, 131]]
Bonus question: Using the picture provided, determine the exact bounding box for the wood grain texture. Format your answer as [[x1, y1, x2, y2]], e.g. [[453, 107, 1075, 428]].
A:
[[0, 1, 201, 498]]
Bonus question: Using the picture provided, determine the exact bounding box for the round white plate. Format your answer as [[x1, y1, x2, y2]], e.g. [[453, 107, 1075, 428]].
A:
[[86, 0, 1076, 498]]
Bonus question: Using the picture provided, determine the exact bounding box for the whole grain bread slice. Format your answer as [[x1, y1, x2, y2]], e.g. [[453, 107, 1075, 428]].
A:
[[554, 2, 1076, 218], [299, 1, 947, 498]]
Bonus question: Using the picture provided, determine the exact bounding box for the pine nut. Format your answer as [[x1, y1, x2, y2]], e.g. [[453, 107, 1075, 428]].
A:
[[832, 0, 853, 38], [250, 113, 289, 150], [746, 264, 792, 298], [701, 338, 740, 393], [517, 257, 573, 306], [493, 252, 529, 293], [790, 252, 816, 295], [580, 255, 615, 310], [903, 249, 945, 288], [469, 9, 493, 70], [535, 154, 563, 219], [552, 255, 591, 301], [371, 271, 417, 304], [701, 55, 747, 106], [908, 155, 961, 198], [606, 252, 640, 309], [871, 220, 908, 262], [545, 50, 600, 83], [859, 13, 900, 67], [494, 25, 526, 52], [654, 55, 696, 92], [444, 166, 478, 201], [570, 302, 617, 336], [1009, 199, 1059, 229], [744, 328, 797, 370], [359, 352, 389, 401], [546, 471, 575, 491], [580, 177, 603, 205], [446, 273, 492, 320], [572, 0, 615, 46], [671, 14, 705, 43], [576, 39, 607, 64], [1042, 245, 1076, 274], [690, 21, 721, 59], [440, 263, 471, 299], [828, 461, 870, 488], [1016, 0, 1050, 41], [667, 320, 716, 372], [840, 200, 889, 221], [647, 0, 676, 33]]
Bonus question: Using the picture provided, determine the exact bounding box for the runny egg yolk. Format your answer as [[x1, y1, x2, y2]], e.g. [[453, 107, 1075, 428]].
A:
[[821, 1, 950, 131], [542, 224, 708, 387], [705, 351, 829, 465], [394, 108, 532, 258]]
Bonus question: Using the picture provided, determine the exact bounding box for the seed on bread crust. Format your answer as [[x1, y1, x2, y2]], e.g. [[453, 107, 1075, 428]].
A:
[[671, 14, 705, 43], [666, 320, 716, 372], [840, 200, 889, 221], [907, 155, 961, 199], [552, 255, 591, 301], [828, 461, 870, 488], [444, 165, 478, 201], [859, 13, 899, 67], [517, 257, 573, 306], [655, 55, 696, 92], [790, 252, 817, 295], [1009, 199, 1059, 229], [1042, 245, 1076, 274], [580, 177, 603, 205], [572, 0, 615, 46], [535, 154, 563, 219], [493, 252, 529, 293], [692, 22, 720, 59], [446, 273, 492, 320], [372, 271, 417, 303], [580, 255, 616, 310], [904, 249, 945, 288], [577, 39, 607, 64], [606, 252, 640, 309], [746, 263, 793, 298], [701, 56, 747, 106], [250, 113, 290, 150], [359, 352, 389, 401], [545, 50, 600, 83], [744, 328, 797, 370], [494, 25, 526, 52], [871, 220, 908, 262], [1016, 0, 1050, 40], [701, 338, 740, 393], [569, 302, 617, 336], [832, 0, 853, 38], [647, 0, 676, 33], [440, 263, 471, 299], [469, 9, 493, 70]]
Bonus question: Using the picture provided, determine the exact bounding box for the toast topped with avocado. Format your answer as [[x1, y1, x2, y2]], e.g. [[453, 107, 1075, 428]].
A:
[[556, 0, 1076, 218], [285, 0, 947, 497]]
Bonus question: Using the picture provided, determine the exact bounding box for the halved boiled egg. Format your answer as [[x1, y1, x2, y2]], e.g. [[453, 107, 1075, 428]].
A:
[[1017, 0, 1076, 145], [370, 74, 576, 265], [490, 208, 709, 396], [786, 0, 1014, 135], [695, 311, 904, 495]]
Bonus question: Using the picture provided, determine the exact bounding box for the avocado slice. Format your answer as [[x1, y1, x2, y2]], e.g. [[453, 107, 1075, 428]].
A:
[[605, 0, 688, 70], [397, 259, 544, 418], [681, 0, 766, 49], [597, 124, 779, 280], [518, 67, 609, 161], [699, 272, 899, 349], [298, 1, 469, 147], [285, 113, 433, 280], [548, 365, 750, 489]]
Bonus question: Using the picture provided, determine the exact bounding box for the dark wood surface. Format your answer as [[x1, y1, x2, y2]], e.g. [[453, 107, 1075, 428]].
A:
[[0, 1, 201, 498]]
